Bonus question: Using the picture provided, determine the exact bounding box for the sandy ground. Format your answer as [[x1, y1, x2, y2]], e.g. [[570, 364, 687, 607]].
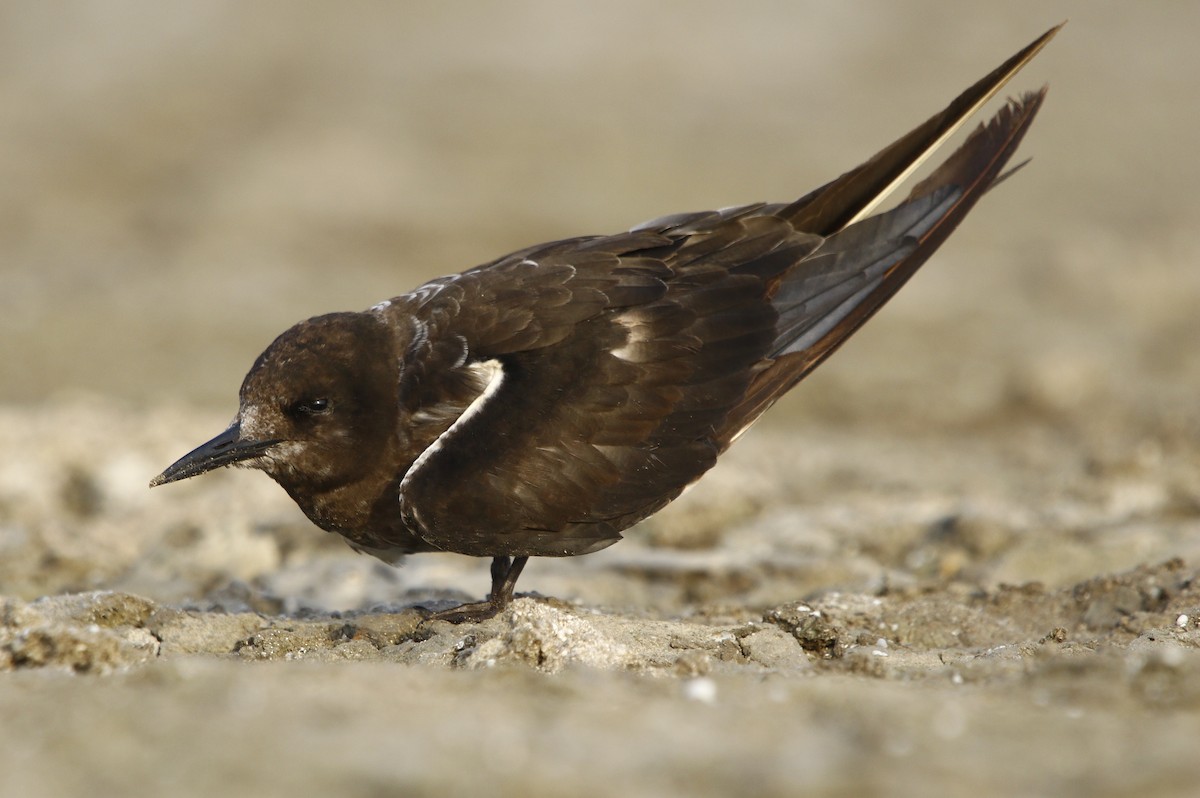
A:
[[3, 3, 1200, 797]]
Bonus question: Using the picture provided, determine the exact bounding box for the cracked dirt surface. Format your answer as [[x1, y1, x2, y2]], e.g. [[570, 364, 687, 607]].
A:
[[3, 400, 1200, 798]]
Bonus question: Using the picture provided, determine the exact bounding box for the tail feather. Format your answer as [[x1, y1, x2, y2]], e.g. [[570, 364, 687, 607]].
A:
[[790, 90, 1047, 378], [782, 24, 1061, 237], [719, 87, 1049, 446], [770, 187, 959, 358]]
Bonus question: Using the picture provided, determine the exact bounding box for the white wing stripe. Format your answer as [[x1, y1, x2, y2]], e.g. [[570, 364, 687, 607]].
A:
[[398, 359, 505, 497]]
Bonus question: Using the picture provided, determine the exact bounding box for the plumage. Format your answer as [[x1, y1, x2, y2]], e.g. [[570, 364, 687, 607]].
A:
[[152, 25, 1061, 621]]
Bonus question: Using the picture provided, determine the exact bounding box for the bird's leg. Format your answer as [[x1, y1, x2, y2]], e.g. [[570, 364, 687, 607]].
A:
[[423, 555, 530, 624], [489, 555, 527, 608]]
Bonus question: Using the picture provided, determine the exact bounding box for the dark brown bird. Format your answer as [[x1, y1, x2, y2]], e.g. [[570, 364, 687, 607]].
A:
[[152, 26, 1060, 622]]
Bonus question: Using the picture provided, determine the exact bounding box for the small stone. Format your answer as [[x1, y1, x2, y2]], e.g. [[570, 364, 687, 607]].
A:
[[741, 627, 806, 670], [682, 677, 718, 704]]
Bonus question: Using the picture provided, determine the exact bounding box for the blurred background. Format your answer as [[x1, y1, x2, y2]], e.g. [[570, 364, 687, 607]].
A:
[[2, 1, 1195, 425], [1, 1, 1199, 610]]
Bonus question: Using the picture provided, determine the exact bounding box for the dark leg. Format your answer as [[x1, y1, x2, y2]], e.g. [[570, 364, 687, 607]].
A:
[[490, 555, 527, 607], [424, 555, 531, 624]]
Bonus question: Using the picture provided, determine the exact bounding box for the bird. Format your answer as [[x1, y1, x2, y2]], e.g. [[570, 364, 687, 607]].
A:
[[152, 25, 1060, 623]]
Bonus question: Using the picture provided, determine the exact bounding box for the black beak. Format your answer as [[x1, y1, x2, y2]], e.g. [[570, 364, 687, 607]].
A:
[[150, 423, 280, 487]]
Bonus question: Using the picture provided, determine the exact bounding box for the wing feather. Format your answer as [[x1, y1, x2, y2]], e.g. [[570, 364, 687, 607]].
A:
[[379, 29, 1058, 558]]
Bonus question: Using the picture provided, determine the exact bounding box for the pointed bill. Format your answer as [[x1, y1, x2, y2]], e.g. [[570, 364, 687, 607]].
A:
[[150, 424, 280, 487]]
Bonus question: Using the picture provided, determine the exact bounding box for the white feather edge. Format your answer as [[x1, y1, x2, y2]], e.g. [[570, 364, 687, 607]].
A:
[[398, 358, 505, 498], [842, 35, 1054, 229]]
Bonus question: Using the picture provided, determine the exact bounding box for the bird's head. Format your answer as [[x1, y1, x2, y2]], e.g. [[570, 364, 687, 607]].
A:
[[150, 312, 399, 492]]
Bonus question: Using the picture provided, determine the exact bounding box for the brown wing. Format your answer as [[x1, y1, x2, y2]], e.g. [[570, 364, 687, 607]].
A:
[[390, 29, 1056, 559], [391, 149, 1017, 559], [390, 213, 822, 557]]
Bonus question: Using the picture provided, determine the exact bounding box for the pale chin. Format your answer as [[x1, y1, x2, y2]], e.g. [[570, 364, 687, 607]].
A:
[[233, 456, 272, 473], [247, 441, 307, 476]]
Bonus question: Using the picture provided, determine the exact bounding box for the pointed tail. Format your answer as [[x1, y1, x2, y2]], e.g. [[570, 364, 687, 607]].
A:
[[783, 24, 1061, 236], [717, 47, 1053, 447]]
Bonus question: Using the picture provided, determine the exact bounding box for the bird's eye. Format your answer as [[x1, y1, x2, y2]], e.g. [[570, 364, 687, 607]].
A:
[[291, 397, 331, 417]]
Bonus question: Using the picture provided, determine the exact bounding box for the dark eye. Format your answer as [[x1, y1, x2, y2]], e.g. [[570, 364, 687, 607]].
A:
[[291, 397, 331, 417]]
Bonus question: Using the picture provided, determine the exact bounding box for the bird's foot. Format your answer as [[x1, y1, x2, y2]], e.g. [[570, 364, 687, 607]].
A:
[[421, 596, 508, 625], [419, 554, 529, 625]]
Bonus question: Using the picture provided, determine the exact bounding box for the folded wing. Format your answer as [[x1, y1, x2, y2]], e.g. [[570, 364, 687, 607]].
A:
[[387, 29, 1055, 557]]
